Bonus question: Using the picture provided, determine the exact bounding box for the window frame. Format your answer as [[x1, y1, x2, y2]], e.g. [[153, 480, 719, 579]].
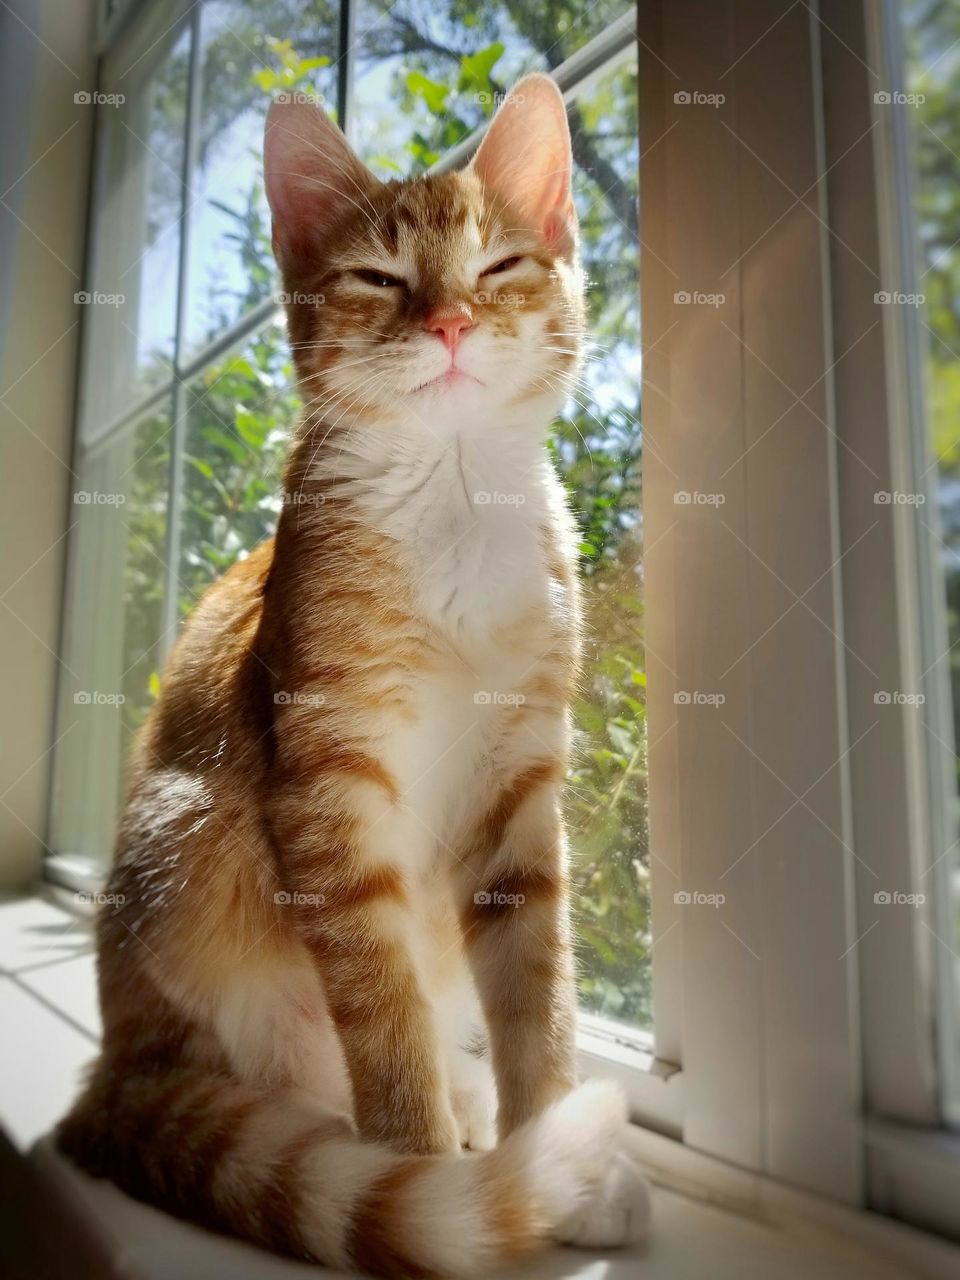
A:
[[639, 0, 864, 1204], [636, 0, 960, 1238]]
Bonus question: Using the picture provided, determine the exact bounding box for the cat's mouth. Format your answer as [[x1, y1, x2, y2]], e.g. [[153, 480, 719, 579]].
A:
[[410, 366, 484, 395]]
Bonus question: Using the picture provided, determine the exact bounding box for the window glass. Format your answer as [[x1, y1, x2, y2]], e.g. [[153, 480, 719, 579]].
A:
[[183, 1, 339, 353], [351, 0, 632, 176], [902, 0, 960, 1117], [53, 0, 648, 1034], [177, 322, 297, 610], [560, 56, 647, 1027], [51, 405, 171, 862], [80, 20, 189, 438]]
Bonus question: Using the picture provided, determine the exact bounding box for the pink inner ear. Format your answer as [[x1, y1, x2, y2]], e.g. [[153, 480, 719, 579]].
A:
[[543, 209, 569, 252], [264, 101, 376, 269], [469, 76, 575, 248]]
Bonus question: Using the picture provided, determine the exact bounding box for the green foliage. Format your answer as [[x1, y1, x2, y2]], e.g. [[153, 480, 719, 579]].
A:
[[179, 332, 298, 611], [903, 0, 960, 789], [251, 37, 331, 94]]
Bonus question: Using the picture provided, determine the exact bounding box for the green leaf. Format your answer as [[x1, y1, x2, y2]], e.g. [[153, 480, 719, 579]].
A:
[[607, 721, 636, 756], [405, 71, 450, 115], [367, 154, 404, 175], [458, 41, 505, 94]]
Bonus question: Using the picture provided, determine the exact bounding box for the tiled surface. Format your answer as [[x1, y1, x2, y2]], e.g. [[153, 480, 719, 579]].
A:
[[0, 892, 92, 974], [18, 951, 101, 1040], [0, 893, 932, 1279], [0, 977, 94, 1150]]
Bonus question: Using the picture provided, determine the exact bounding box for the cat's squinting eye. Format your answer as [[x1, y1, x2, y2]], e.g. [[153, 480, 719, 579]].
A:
[[481, 255, 524, 277], [352, 268, 406, 289]]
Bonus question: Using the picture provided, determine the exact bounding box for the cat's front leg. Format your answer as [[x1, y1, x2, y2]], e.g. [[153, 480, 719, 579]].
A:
[[270, 788, 459, 1156], [456, 766, 578, 1138]]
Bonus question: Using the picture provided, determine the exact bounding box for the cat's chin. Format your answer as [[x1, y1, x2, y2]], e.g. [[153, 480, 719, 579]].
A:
[[409, 367, 484, 396]]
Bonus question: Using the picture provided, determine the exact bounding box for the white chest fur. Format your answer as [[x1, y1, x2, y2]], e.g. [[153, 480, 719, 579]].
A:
[[362, 428, 559, 640]]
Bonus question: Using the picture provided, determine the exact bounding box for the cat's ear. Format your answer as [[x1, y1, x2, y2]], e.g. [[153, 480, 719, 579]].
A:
[[468, 75, 576, 255], [264, 98, 378, 271]]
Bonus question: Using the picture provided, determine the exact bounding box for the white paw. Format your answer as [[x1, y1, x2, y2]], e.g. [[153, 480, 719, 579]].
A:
[[554, 1149, 652, 1248], [448, 1055, 497, 1151], [450, 1082, 497, 1151]]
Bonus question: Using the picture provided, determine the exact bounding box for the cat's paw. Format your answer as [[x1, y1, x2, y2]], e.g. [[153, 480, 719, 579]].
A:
[[554, 1149, 652, 1248], [448, 1054, 497, 1151], [450, 1082, 497, 1151]]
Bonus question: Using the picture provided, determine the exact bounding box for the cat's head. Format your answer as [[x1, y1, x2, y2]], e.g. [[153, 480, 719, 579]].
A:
[[264, 76, 584, 438]]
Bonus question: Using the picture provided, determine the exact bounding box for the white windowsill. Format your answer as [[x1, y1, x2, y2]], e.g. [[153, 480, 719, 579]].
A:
[[1, 889, 956, 1279]]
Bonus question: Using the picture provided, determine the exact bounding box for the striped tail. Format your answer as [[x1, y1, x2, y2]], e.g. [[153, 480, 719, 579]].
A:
[[57, 1068, 634, 1277]]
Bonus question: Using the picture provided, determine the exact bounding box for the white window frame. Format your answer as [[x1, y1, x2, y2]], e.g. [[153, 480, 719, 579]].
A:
[[636, 0, 960, 1240]]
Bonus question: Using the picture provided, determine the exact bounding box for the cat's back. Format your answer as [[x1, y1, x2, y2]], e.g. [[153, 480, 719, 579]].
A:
[[132, 537, 277, 781]]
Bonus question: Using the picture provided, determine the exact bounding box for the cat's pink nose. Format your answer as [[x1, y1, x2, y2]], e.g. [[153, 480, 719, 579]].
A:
[[424, 308, 474, 351]]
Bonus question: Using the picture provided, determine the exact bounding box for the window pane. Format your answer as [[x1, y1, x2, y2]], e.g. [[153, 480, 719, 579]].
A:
[[80, 14, 190, 437], [902, 0, 960, 1119], [50, 406, 171, 864], [555, 56, 647, 1028], [352, 0, 632, 176], [182, 0, 339, 354], [176, 322, 297, 611], [56, 1, 648, 1037]]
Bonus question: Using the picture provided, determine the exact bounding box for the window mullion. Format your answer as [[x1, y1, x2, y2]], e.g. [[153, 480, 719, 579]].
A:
[[160, 2, 203, 660], [337, 0, 357, 139]]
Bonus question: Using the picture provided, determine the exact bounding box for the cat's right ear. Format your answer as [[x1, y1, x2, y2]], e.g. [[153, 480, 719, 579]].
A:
[[264, 99, 377, 272]]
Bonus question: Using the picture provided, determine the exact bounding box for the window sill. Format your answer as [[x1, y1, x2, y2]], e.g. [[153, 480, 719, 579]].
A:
[[0, 890, 955, 1279]]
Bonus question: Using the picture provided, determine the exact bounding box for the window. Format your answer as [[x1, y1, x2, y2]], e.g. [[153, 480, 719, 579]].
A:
[[901, 0, 960, 1124], [19, 0, 960, 1255], [48, 1, 651, 1041]]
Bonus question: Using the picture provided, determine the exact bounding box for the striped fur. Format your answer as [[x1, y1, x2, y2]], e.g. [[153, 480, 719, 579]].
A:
[[57, 76, 651, 1275]]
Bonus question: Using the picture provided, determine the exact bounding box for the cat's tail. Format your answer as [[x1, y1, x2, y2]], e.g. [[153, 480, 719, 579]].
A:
[[57, 1066, 646, 1277]]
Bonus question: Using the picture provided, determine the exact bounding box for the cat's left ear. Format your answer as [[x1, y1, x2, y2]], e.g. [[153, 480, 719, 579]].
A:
[[468, 75, 576, 256], [264, 98, 379, 273]]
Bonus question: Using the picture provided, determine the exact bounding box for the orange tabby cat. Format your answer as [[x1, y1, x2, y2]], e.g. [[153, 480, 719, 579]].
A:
[[57, 75, 651, 1276]]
